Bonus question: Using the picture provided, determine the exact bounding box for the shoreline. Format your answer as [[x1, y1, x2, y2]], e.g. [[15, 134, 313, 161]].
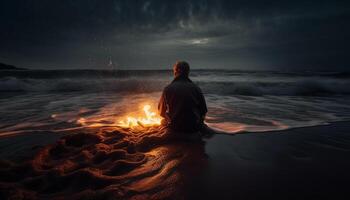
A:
[[238, 119, 350, 135], [1, 120, 349, 161]]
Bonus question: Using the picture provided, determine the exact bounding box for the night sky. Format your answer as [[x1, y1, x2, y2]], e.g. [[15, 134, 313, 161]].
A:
[[0, 0, 349, 70]]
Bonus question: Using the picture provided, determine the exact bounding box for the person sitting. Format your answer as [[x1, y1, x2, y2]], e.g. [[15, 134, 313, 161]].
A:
[[158, 61, 208, 133]]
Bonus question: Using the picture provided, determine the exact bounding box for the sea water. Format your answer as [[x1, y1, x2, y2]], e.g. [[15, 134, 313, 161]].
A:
[[1, 69, 350, 135]]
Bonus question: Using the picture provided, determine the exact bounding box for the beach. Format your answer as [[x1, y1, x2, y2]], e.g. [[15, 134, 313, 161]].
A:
[[0, 121, 350, 199]]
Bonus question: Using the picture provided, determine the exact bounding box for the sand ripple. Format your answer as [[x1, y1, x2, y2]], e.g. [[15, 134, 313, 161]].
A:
[[0, 126, 207, 200]]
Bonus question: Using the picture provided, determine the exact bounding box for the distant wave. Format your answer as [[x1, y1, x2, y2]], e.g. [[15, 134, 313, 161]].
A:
[[0, 77, 166, 93], [1, 69, 349, 79], [200, 79, 350, 96], [1, 76, 349, 96]]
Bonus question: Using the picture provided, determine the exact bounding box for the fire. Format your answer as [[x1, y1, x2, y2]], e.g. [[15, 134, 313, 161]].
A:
[[117, 104, 162, 128]]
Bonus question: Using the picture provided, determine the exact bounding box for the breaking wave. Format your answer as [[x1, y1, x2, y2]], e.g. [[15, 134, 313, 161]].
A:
[[201, 79, 350, 96], [0, 77, 166, 93], [1, 76, 350, 96]]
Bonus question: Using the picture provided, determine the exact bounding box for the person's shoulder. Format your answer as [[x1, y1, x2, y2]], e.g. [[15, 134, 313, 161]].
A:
[[163, 82, 174, 92]]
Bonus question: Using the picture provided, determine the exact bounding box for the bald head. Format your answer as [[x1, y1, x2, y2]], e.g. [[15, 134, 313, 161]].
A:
[[173, 61, 190, 77]]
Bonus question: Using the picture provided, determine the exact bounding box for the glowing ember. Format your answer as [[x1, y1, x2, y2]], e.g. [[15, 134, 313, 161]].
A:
[[118, 104, 162, 128]]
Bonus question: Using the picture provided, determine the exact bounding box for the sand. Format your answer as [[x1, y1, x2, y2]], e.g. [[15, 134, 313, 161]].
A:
[[0, 121, 350, 199], [190, 121, 350, 199]]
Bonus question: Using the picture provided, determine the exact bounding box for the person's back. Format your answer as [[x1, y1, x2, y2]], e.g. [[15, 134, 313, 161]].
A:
[[158, 61, 207, 132]]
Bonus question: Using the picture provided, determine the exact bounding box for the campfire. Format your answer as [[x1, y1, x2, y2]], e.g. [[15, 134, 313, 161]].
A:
[[117, 104, 162, 128], [75, 104, 162, 130]]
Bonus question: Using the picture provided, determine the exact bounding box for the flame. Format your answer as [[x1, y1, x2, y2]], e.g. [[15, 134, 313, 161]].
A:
[[117, 104, 162, 128]]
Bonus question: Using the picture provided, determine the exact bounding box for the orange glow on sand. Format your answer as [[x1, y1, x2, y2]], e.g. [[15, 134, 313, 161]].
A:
[[117, 104, 162, 128]]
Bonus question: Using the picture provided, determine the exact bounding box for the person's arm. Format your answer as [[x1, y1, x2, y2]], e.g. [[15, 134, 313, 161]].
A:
[[158, 89, 169, 124]]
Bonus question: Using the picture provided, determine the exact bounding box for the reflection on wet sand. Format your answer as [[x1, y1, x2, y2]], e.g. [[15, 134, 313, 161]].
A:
[[0, 126, 208, 199]]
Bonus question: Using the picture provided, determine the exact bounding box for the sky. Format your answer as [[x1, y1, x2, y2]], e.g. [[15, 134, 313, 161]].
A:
[[0, 0, 349, 70]]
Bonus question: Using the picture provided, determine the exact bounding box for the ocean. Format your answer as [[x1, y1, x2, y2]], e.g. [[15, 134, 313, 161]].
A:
[[1, 69, 350, 136]]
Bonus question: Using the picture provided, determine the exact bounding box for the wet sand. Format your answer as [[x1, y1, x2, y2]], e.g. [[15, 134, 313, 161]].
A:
[[0, 121, 350, 199], [190, 121, 350, 199]]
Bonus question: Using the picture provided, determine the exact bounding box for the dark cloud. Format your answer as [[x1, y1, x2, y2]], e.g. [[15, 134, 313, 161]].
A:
[[0, 0, 349, 70]]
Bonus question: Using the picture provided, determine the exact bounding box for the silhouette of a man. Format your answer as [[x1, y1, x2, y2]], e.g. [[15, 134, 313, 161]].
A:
[[158, 61, 207, 132]]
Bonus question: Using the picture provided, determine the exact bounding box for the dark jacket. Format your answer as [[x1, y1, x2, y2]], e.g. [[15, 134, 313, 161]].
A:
[[158, 75, 207, 132]]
